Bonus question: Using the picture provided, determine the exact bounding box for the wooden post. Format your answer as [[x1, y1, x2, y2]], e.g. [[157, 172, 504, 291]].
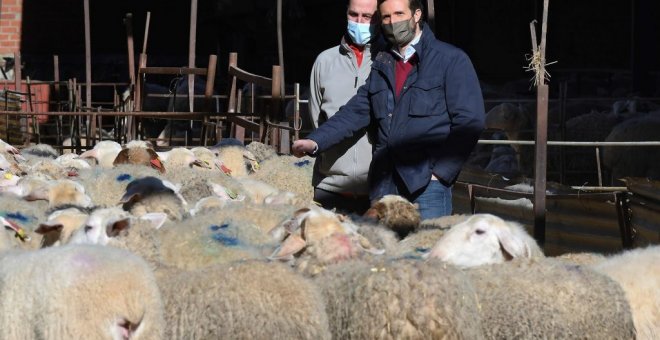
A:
[[142, 12, 151, 54], [53, 55, 63, 145], [125, 13, 135, 90], [270, 65, 282, 149], [531, 0, 550, 247], [83, 0, 92, 147], [276, 0, 285, 97], [202, 54, 217, 145], [426, 0, 435, 33], [188, 0, 198, 113]]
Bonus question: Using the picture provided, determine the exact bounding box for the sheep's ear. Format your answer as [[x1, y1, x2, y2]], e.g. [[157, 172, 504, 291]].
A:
[[268, 234, 306, 260], [106, 218, 131, 237], [494, 227, 531, 260], [79, 149, 98, 159], [119, 192, 141, 204], [209, 182, 230, 199], [34, 222, 64, 235], [146, 149, 165, 173], [139, 212, 167, 229], [353, 234, 385, 255], [112, 149, 130, 166]]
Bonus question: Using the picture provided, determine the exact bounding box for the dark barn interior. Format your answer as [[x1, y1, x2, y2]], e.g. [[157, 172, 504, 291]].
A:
[[9, 0, 660, 187], [18, 0, 660, 95]]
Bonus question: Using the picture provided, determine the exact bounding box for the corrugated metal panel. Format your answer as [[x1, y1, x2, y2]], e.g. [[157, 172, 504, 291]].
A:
[[623, 178, 660, 247], [453, 171, 660, 255], [453, 179, 626, 256]]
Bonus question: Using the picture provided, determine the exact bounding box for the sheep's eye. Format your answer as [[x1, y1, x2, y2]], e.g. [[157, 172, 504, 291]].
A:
[[475, 229, 485, 235], [84, 225, 93, 232]]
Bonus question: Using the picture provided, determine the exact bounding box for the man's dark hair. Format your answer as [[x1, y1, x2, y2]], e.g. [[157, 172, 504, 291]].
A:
[[377, 0, 424, 14]]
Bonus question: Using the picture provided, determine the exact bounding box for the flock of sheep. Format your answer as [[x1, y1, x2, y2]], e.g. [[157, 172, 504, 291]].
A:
[[0, 137, 657, 339]]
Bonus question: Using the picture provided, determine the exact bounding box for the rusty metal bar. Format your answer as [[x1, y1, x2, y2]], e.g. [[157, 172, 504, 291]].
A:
[[477, 140, 660, 146], [188, 0, 198, 112], [138, 67, 208, 76], [142, 11, 151, 54], [13, 51, 21, 104], [228, 65, 273, 88]]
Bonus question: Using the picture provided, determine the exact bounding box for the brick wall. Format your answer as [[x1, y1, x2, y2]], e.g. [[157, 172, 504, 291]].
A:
[[0, 0, 23, 55]]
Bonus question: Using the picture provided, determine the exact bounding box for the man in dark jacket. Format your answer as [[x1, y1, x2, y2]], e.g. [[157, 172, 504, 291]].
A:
[[293, 0, 485, 219]]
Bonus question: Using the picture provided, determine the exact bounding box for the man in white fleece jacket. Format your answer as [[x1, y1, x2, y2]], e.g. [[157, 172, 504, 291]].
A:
[[308, 0, 381, 214]]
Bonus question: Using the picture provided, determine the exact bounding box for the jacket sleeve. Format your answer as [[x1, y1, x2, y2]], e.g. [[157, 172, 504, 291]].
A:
[[308, 56, 323, 129], [306, 77, 373, 153], [432, 51, 486, 184]]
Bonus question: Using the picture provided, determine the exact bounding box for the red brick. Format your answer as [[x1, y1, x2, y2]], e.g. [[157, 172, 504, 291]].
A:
[[1, 27, 18, 33]]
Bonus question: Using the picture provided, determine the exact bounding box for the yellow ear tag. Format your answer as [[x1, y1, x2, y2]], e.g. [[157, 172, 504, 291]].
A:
[[15, 228, 31, 242], [4, 173, 13, 180]]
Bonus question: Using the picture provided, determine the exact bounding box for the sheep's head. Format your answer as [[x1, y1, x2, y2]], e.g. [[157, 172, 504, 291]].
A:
[[35, 207, 90, 247], [166, 147, 209, 169], [364, 195, 420, 238], [424, 213, 540, 267], [80, 141, 122, 166], [269, 206, 384, 273], [70, 208, 132, 245], [47, 179, 93, 208], [113, 147, 165, 173]]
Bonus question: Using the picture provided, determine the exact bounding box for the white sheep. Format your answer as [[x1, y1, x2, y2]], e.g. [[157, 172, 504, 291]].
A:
[[158, 260, 331, 339], [314, 258, 485, 339], [78, 140, 122, 168], [249, 154, 315, 201], [160, 147, 208, 169], [465, 257, 635, 339], [424, 213, 544, 267], [0, 244, 164, 339], [592, 246, 660, 340]]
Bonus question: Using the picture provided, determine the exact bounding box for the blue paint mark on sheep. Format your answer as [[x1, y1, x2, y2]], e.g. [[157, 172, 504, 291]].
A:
[[415, 247, 429, 253], [5, 212, 29, 223], [294, 160, 310, 167], [116, 174, 132, 182], [209, 223, 229, 231], [212, 233, 240, 246]]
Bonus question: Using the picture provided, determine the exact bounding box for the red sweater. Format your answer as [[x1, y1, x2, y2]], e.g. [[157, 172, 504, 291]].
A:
[[395, 54, 418, 98]]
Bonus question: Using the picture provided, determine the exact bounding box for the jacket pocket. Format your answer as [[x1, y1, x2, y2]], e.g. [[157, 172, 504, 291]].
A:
[[368, 80, 391, 120], [408, 77, 445, 117]]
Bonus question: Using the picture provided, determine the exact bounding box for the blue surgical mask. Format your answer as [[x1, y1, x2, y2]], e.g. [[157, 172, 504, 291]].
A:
[[347, 21, 374, 46]]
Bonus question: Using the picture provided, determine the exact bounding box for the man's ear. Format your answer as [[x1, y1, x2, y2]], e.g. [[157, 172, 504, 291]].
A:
[[413, 8, 422, 24]]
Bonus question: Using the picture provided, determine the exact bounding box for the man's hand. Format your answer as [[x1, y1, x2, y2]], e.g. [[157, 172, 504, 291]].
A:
[[292, 139, 318, 158]]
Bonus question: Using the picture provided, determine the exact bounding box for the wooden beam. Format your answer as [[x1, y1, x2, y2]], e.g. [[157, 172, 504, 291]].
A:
[[188, 0, 198, 112]]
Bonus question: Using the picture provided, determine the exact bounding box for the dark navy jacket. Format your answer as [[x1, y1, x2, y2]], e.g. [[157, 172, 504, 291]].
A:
[[307, 23, 485, 201]]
